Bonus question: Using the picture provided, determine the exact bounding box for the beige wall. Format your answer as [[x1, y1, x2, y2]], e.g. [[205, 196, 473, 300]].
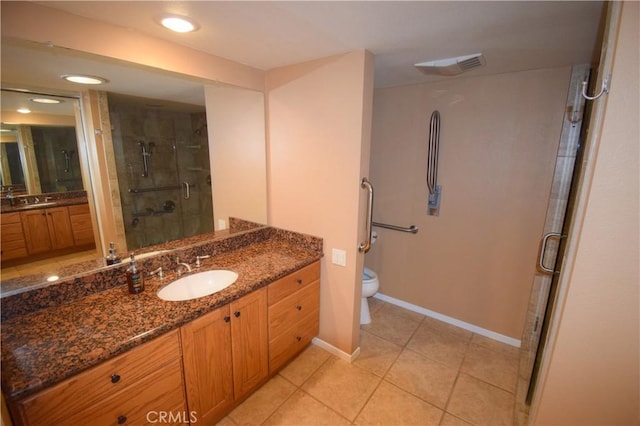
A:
[[205, 85, 267, 228], [266, 51, 374, 354], [1, 2, 264, 91], [368, 67, 571, 339], [532, 2, 639, 424]]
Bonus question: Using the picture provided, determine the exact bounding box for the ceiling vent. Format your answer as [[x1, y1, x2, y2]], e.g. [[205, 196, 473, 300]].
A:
[[415, 53, 485, 76]]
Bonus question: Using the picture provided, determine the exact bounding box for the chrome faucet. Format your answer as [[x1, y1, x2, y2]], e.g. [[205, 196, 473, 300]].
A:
[[149, 267, 163, 280], [195, 255, 210, 268], [175, 257, 192, 276]]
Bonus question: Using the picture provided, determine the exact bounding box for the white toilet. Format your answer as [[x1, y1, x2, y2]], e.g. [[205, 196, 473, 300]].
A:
[[361, 267, 380, 324]]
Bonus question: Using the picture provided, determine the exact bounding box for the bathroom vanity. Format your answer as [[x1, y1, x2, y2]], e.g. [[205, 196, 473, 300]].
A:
[[1, 224, 322, 425], [0, 193, 96, 264]]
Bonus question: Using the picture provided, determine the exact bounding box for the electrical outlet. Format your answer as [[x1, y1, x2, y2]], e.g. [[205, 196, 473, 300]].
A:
[[217, 219, 227, 230], [332, 248, 347, 267]]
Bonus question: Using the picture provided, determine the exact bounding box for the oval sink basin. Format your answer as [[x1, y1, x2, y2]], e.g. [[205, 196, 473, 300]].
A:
[[157, 270, 238, 301]]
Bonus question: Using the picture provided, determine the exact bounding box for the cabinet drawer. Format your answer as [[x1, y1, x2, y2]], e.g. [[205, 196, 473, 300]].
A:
[[268, 261, 320, 305], [1, 238, 28, 260], [63, 358, 186, 426], [269, 308, 319, 373], [269, 280, 320, 338], [2, 223, 25, 242], [2, 212, 21, 224], [67, 204, 90, 216], [19, 330, 181, 426]]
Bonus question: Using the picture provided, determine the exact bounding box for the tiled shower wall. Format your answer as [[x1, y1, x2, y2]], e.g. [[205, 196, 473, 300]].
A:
[[108, 94, 213, 250], [514, 63, 590, 424], [31, 126, 83, 193]]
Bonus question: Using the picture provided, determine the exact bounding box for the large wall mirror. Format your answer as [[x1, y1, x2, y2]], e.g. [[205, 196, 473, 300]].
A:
[[0, 38, 267, 291]]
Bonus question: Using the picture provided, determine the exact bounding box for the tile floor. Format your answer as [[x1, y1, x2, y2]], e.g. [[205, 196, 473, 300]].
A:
[[0, 249, 98, 281], [219, 297, 520, 426]]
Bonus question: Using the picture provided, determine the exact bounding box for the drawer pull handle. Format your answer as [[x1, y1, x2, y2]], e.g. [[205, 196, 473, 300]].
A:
[[117, 415, 127, 424], [296, 278, 303, 285], [296, 305, 302, 311], [111, 374, 121, 384], [234, 311, 241, 318], [296, 336, 302, 342], [224, 316, 231, 323]]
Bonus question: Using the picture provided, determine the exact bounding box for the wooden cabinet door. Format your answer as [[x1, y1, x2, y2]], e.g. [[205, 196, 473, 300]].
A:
[[181, 305, 234, 424], [230, 287, 268, 400], [68, 204, 95, 246], [1, 213, 27, 261], [20, 210, 52, 254], [45, 207, 74, 250]]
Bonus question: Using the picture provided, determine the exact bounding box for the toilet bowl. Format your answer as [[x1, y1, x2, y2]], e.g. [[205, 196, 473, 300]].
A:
[[361, 267, 380, 325]]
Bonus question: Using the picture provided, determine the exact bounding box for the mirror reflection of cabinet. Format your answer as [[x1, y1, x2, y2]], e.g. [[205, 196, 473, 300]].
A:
[[22, 207, 75, 254]]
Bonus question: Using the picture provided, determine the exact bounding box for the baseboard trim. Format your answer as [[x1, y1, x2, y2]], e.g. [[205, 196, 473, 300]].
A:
[[312, 337, 361, 362], [374, 293, 521, 348]]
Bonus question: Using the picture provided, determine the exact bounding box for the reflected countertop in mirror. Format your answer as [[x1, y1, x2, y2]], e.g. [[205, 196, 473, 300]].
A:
[[0, 218, 266, 298]]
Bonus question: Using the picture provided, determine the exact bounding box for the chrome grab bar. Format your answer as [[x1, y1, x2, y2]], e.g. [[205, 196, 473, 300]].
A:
[[537, 232, 563, 274], [358, 178, 374, 253], [373, 222, 419, 234], [183, 181, 190, 200]]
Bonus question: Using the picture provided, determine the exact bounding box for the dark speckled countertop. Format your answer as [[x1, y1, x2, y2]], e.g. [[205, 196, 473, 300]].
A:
[[1, 227, 322, 401]]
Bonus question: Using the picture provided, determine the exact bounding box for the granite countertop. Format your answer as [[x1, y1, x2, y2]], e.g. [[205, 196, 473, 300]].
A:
[[1, 232, 322, 401], [1, 197, 88, 214]]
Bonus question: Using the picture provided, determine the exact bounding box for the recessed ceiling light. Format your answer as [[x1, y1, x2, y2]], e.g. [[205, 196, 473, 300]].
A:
[[61, 74, 108, 85], [30, 97, 62, 104], [17, 108, 31, 114], [159, 14, 198, 33]]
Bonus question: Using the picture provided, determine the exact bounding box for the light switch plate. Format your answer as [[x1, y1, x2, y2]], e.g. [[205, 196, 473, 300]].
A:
[[332, 248, 347, 267]]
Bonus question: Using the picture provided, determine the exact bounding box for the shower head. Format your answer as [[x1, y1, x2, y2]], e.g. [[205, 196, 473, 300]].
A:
[[415, 53, 485, 76]]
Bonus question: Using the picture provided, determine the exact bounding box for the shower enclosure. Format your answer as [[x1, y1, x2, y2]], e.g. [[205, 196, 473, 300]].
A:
[[108, 93, 213, 250]]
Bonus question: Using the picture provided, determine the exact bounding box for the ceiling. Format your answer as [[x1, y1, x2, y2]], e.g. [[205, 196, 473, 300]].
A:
[[2, 1, 604, 108]]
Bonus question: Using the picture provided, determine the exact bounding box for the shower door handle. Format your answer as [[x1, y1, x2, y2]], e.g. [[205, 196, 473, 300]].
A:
[[537, 232, 563, 274], [182, 181, 190, 200], [359, 178, 374, 253]]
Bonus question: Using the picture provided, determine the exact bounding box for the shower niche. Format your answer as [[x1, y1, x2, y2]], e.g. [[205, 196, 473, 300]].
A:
[[108, 93, 214, 250]]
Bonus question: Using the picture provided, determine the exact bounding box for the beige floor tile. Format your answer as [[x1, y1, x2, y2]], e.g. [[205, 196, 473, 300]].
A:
[[367, 296, 385, 315], [264, 389, 351, 425], [422, 317, 473, 340], [279, 343, 331, 386], [0, 267, 21, 280], [461, 344, 519, 392], [353, 330, 403, 377], [386, 349, 458, 409], [470, 334, 520, 357], [229, 375, 297, 425], [215, 416, 238, 426], [302, 356, 381, 421], [439, 413, 472, 426], [447, 374, 514, 426], [361, 302, 424, 346], [354, 381, 443, 426], [407, 322, 470, 369]]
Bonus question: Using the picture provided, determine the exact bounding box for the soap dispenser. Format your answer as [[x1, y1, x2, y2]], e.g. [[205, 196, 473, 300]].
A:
[[106, 242, 121, 265], [126, 253, 144, 294]]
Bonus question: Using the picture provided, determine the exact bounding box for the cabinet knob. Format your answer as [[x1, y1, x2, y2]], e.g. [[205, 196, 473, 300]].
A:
[[296, 278, 303, 285], [117, 415, 127, 424], [224, 316, 231, 323], [111, 374, 121, 383], [234, 311, 241, 318], [296, 305, 302, 311], [296, 336, 302, 342]]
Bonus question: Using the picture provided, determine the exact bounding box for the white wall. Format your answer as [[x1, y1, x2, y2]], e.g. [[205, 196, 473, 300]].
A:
[[266, 51, 374, 355], [205, 85, 267, 228]]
